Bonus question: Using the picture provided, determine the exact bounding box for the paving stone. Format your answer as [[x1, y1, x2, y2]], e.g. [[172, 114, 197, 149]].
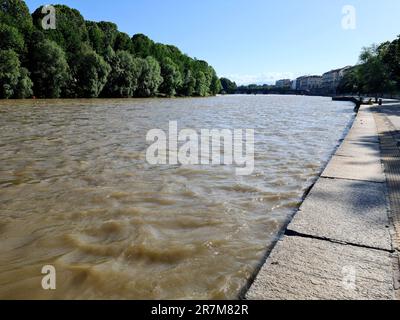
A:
[[336, 140, 381, 158], [288, 178, 392, 251], [246, 236, 394, 300], [322, 155, 385, 183]]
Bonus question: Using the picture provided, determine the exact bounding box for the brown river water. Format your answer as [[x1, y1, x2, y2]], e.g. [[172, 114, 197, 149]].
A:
[[0, 95, 354, 299]]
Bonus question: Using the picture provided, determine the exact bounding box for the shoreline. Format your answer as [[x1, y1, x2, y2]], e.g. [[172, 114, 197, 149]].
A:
[[238, 100, 357, 299], [244, 101, 398, 300]]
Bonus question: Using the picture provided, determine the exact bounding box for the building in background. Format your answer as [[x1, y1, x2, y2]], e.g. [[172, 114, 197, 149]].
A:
[[275, 79, 292, 88], [322, 66, 352, 94], [278, 66, 351, 95], [296, 75, 322, 92], [291, 79, 297, 90]]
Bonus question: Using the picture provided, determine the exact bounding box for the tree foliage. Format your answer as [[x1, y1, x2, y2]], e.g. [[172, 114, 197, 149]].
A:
[[1, 0, 221, 99], [383, 36, 400, 88], [180, 70, 196, 96], [14, 66, 33, 98], [337, 66, 362, 95], [338, 38, 400, 96], [32, 5, 88, 61], [30, 39, 69, 98], [0, 0, 33, 34], [0, 23, 25, 53], [103, 50, 141, 98], [136, 56, 163, 97], [0, 49, 32, 98], [74, 46, 111, 98], [0, 49, 21, 98], [159, 57, 182, 96], [220, 77, 237, 94]]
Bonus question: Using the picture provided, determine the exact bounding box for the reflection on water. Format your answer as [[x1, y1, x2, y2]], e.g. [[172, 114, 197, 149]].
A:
[[0, 95, 353, 299]]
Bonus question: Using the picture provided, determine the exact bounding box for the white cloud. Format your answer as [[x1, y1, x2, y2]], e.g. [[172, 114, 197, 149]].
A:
[[224, 72, 296, 86]]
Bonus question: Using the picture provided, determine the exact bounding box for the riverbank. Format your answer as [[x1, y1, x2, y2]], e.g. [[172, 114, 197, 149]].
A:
[[246, 102, 400, 300]]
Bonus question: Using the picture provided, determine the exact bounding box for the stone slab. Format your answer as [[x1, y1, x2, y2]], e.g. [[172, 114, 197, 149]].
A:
[[345, 113, 379, 143], [346, 129, 380, 144], [246, 236, 394, 300], [336, 140, 381, 158], [288, 178, 392, 251], [322, 155, 385, 183]]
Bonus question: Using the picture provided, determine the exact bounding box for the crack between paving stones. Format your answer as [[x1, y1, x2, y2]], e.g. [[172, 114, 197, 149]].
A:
[[285, 229, 394, 254]]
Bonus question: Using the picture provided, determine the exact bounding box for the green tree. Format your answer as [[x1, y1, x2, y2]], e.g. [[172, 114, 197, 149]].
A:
[[159, 58, 182, 96], [75, 46, 111, 98], [86, 21, 105, 54], [32, 5, 89, 60], [30, 39, 70, 98], [131, 34, 154, 58], [14, 67, 33, 98], [0, 23, 25, 53], [220, 77, 237, 94], [194, 71, 208, 96], [2, 0, 221, 99], [97, 21, 118, 50], [179, 69, 196, 96], [0, 49, 32, 98], [0, 0, 33, 34], [103, 50, 141, 98], [359, 44, 395, 99], [337, 66, 362, 95], [0, 49, 20, 98], [114, 32, 133, 52], [136, 56, 163, 97], [383, 36, 400, 89], [210, 74, 222, 95]]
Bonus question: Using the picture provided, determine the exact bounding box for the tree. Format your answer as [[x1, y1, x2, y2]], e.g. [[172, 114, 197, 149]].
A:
[[74, 46, 111, 98], [3, 0, 221, 99], [220, 77, 237, 94], [210, 74, 222, 95], [0, 23, 25, 53], [32, 5, 89, 60], [86, 21, 105, 54], [0, 49, 32, 98], [97, 21, 118, 50], [14, 67, 33, 98], [0, 0, 33, 34], [114, 32, 133, 52], [131, 34, 154, 58], [194, 71, 208, 96], [179, 69, 196, 96], [103, 50, 141, 98], [159, 58, 182, 96], [136, 56, 163, 97], [30, 39, 70, 98], [358, 44, 395, 99], [383, 36, 400, 89], [337, 66, 362, 95], [0, 49, 20, 98]]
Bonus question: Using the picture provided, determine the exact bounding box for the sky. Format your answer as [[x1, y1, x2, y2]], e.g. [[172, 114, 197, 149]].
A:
[[25, 0, 400, 85]]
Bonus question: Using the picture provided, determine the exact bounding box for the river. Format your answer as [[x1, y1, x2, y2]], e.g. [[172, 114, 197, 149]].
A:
[[0, 95, 354, 299]]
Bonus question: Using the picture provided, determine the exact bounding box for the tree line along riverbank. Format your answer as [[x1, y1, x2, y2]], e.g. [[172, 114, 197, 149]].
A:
[[337, 37, 400, 99], [0, 0, 222, 99]]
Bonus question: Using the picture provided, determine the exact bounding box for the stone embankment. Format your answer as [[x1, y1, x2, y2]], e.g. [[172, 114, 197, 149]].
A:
[[246, 102, 400, 300]]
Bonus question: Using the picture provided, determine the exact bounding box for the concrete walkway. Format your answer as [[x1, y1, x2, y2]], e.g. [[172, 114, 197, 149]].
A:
[[246, 103, 400, 300]]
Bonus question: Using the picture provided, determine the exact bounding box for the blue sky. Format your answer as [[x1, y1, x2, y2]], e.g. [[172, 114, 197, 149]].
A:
[[25, 0, 400, 84]]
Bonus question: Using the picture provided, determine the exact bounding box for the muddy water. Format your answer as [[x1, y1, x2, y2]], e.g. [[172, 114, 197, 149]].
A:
[[0, 95, 354, 299]]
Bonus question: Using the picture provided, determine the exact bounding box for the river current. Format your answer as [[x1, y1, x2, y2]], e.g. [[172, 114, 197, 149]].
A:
[[0, 95, 354, 299]]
